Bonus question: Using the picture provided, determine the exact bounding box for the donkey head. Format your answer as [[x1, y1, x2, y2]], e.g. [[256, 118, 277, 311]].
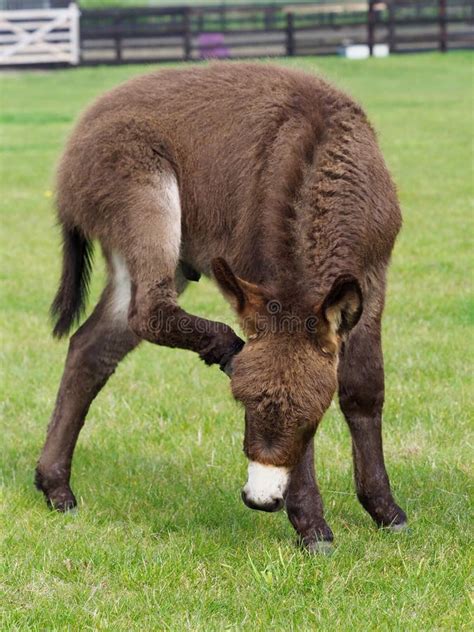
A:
[[212, 258, 363, 512]]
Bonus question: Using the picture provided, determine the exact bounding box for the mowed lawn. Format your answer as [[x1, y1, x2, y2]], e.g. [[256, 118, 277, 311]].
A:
[[1, 53, 472, 630]]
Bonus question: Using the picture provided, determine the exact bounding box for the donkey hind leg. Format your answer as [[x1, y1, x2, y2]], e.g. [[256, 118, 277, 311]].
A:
[[285, 439, 334, 554], [36, 283, 140, 511], [338, 313, 407, 530]]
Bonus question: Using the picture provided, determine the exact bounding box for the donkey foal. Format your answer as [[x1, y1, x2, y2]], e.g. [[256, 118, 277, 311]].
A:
[[36, 63, 407, 551]]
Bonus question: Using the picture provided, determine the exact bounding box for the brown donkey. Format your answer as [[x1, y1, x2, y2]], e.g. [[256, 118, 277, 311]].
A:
[[36, 63, 407, 552]]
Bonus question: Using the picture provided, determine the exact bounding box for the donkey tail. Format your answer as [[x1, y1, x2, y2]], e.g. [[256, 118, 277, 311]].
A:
[[50, 225, 94, 339]]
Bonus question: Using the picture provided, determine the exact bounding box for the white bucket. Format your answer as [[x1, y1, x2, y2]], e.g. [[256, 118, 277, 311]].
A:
[[340, 44, 389, 59]]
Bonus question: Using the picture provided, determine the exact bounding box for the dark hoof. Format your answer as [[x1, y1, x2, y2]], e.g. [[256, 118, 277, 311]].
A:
[[377, 505, 408, 530], [35, 470, 77, 512], [297, 535, 334, 555], [385, 521, 410, 533], [296, 526, 334, 555], [360, 496, 408, 531], [303, 540, 334, 556], [46, 490, 78, 513]]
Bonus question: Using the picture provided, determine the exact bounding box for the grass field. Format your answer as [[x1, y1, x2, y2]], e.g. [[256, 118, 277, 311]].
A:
[[1, 53, 473, 630]]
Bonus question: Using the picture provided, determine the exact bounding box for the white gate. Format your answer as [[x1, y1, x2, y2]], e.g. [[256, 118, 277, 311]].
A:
[[0, 3, 80, 65]]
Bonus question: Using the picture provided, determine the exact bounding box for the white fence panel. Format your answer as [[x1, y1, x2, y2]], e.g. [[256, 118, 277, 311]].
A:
[[0, 3, 79, 65]]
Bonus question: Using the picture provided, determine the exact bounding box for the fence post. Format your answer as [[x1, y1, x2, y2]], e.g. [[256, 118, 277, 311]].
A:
[[367, 0, 375, 56], [220, 6, 226, 32], [439, 0, 447, 52], [69, 3, 80, 65], [183, 7, 191, 61], [286, 12, 294, 56], [264, 7, 271, 30], [388, 0, 396, 53], [114, 14, 121, 64]]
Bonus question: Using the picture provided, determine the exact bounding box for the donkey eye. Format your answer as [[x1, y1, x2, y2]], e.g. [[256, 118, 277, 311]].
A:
[[320, 345, 335, 358]]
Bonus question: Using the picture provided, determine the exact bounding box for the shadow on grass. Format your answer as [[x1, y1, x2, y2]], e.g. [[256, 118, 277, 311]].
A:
[[3, 438, 472, 550]]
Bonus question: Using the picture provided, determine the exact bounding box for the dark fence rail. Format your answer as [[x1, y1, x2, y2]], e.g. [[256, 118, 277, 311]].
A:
[[78, 1, 473, 65], [1, 1, 472, 67]]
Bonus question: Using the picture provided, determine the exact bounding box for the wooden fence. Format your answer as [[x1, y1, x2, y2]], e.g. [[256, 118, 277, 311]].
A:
[[79, 1, 473, 65], [0, 2, 79, 64], [0, 1, 472, 67]]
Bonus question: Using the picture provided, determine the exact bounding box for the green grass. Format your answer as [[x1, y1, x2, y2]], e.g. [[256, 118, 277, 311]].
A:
[[1, 53, 473, 630]]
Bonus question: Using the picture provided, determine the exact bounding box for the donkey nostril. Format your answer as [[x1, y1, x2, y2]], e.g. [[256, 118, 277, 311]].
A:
[[264, 496, 284, 513], [241, 490, 284, 513], [270, 496, 284, 512]]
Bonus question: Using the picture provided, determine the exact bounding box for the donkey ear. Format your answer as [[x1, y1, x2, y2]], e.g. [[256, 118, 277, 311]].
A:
[[319, 275, 363, 338], [211, 258, 266, 317]]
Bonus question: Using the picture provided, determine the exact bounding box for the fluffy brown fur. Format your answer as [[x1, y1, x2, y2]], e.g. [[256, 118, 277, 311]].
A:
[[37, 63, 406, 550]]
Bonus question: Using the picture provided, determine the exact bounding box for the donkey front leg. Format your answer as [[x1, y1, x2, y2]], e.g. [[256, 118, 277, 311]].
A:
[[36, 286, 139, 510], [285, 439, 334, 553], [127, 282, 243, 370], [338, 313, 407, 530]]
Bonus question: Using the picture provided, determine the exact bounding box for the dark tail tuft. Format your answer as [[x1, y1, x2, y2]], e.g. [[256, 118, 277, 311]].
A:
[[50, 226, 93, 338]]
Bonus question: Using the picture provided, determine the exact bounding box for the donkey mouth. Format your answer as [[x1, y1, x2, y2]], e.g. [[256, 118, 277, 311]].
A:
[[241, 490, 284, 513], [241, 461, 289, 512]]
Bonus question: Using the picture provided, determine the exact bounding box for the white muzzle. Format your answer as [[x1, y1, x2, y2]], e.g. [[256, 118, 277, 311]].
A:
[[241, 461, 290, 512]]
